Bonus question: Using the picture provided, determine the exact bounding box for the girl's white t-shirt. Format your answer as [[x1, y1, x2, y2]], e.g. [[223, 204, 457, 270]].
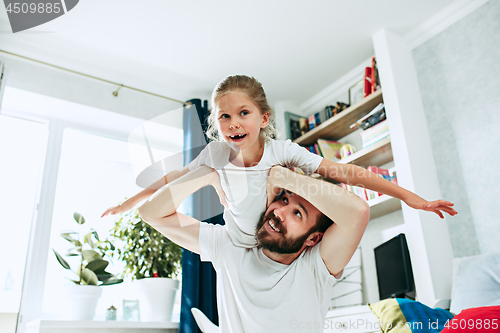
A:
[[187, 139, 323, 247]]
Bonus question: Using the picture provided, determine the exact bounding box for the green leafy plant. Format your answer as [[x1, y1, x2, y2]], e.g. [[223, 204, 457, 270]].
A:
[[107, 206, 182, 280], [52, 212, 123, 286]]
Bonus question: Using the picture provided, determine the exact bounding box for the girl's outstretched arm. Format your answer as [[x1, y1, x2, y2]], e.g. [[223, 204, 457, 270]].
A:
[[136, 166, 223, 255], [315, 159, 457, 219], [101, 167, 190, 218], [136, 166, 226, 254], [139, 166, 226, 221]]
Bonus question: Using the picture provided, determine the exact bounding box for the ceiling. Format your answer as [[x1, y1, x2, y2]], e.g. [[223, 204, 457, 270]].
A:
[[0, 0, 458, 107]]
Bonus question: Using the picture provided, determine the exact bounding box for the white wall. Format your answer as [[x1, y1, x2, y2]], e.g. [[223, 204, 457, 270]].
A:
[[412, 0, 500, 257]]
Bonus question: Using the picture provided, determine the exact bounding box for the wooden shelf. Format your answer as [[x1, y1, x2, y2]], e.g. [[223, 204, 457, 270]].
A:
[[293, 89, 398, 220], [293, 89, 383, 146], [339, 137, 392, 167], [368, 195, 401, 219]]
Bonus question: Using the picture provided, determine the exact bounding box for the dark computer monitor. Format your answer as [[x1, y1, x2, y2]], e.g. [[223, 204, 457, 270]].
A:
[[374, 233, 415, 300]]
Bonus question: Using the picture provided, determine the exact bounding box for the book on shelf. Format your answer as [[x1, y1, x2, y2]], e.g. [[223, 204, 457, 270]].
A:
[[319, 108, 327, 124], [363, 132, 389, 149], [314, 112, 321, 127], [363, 56, 381, 98], [341, 167, 398, 202], [364, 66, 372, 98], [308, 114, 316, 130], [314, 143, 323, 157], [371, 57, 381, 93], [306, 145, 319, 155], [340, 183, 379, 201], [317, 139, 343, 161], [303, 103, 350, 134], [325, 105, 334, 119], [361, 119, 389, 148]]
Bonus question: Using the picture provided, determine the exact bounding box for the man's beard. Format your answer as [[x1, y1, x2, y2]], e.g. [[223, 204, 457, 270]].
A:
[[255, 211, 313, 254]]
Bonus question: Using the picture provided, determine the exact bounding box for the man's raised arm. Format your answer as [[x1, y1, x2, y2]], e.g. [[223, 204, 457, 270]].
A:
[[138, 166, 225, 255], [267, 166, 370, 276]]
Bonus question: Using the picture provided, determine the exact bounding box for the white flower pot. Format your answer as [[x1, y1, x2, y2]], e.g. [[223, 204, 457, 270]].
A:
[[135, 277, 179, 322], [64, 285, 102, 320]]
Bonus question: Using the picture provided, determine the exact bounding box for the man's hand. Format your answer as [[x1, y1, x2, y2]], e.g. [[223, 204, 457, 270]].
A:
[[266, 166, 288, 207], [404, 196, 457, 219], [208, 169, 228, 208]]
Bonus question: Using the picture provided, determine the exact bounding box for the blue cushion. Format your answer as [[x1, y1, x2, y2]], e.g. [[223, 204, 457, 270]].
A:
[[369, 298, 454, 333]]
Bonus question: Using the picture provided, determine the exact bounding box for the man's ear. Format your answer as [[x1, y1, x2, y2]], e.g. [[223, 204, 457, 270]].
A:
[[305, 232, 323, 247]]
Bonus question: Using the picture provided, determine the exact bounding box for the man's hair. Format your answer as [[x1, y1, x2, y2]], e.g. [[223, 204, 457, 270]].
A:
[[313, 214, 334, 234]]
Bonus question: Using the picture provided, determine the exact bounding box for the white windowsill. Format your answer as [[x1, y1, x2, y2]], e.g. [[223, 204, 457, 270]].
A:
[[26, 319, 179, 329]]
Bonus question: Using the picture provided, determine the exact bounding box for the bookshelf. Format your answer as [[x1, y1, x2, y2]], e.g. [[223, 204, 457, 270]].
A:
[[294, 90, 383, 146], [339, 137, 392, 167], [293, 89, 401, 219], [368, 195, 401, 219]]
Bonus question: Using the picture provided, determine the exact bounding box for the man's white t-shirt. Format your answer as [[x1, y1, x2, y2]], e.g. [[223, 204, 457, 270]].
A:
[[199, 223, 338, 333], [188, 139, 323, 247]]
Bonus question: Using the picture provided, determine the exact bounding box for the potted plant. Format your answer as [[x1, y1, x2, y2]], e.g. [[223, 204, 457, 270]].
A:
[[53, 212, 123, 320], [107, 206, 182, 322]]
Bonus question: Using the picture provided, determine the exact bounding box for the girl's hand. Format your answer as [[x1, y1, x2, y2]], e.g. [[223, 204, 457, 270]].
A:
[[404, 197, 457, 219], [101, 201, 133, 218]]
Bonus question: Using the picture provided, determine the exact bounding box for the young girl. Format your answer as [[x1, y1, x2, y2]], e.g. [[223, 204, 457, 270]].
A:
[[102, 75, 457, 246]]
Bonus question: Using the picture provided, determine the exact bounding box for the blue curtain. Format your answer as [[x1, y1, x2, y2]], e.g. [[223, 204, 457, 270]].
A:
[[180, 99, 224, 333]]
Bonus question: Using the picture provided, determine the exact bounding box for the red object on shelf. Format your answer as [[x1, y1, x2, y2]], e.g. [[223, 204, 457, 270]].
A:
[[371, 57, 376, 94], [364, 67, 372, 97]]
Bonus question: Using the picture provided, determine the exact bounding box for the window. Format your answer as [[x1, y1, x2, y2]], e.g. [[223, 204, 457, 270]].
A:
[[1, 87, 183, 326], [0, 115, 47, 319], [43, 128, 176, 319]]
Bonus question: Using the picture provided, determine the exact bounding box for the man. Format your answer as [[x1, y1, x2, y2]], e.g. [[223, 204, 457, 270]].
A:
[[139, 165, 370, 332]]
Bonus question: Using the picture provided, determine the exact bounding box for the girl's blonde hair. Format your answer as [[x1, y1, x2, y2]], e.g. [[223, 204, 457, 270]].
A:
[[206, 75, 278, 142]]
